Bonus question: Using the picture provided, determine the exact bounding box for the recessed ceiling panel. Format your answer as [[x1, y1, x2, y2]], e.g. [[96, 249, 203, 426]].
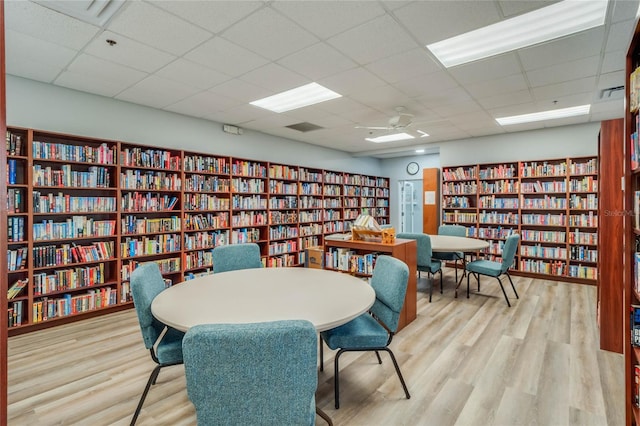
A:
[[277, 42, 358, 81], [156, 59, 231, 91], [185, 37, 269, 76]]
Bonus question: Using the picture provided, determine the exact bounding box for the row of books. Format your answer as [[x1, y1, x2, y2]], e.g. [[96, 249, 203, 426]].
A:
[[121, 215, 181, 235], [184, 212, 229, 231], [184, 250, 213, 270], [32, 242, 114, 268], [7, 159, 21, 185], [32, 141, 116, 164], [31, 287, 118, 323], [269, 180, 298, 195], [33, 164, 111, 188], [269, 164, 298, 180], [7, 188, 23, 213], [185, 174, 230, 192], [120, 147, 181, 170], [268, 239, 298, 256], [120, 234, 181, 258], [8, 301, 24, 327], [33, 192, 116, 214], [231, 177, 265, 193], [8, 216, 25, 242], [33, 263, 106, 295], [231, 160, 268, 178], [120, 257, 181, 281], [8, 247, 27, 272], [184, 155, 229, 174], [122, 192, 179, 211], [120, 170, 182, 191], [7, 131, 24, 156], [33, 218, 116, 241], [184, 230, 229, 250]]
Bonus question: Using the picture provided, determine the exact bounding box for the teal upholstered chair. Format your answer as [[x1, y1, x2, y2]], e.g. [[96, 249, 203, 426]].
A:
[[183, 320, 318, 426], [130, 262, 184, 425], [396, 232, 442, 302], [432, 224, 467, 282], [212, 243, 262, 273], [466, 234, 520, 307], [319, 255, 411, 409]]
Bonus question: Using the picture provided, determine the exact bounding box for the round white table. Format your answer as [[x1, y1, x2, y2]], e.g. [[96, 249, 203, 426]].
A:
[[151, 267, 376, 332], [428, 234, 490, 296]]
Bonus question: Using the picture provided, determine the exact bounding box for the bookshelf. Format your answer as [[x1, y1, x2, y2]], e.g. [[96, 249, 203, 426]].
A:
[[625, 18, 640, 426], [441, 157, 598, 284], [5, 127, 390, 335], [323, 238, 417, 331]]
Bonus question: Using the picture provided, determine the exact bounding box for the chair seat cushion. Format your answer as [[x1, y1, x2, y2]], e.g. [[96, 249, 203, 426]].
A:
[[466, 259, 502, 277], [432, 251, 463, 261], [156, 327, 185, 364], [418, 259, 442, 274], [321, 313, 388, 350]]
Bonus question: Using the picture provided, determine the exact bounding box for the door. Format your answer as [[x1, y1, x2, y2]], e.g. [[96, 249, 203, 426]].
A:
[[399, 180, 423, 233]]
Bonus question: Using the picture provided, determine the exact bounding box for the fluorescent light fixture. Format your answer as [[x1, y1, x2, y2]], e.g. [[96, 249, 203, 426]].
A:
[[415, 149, 425, 153], [417, 130, 429, 138], [365, 133, 415, 143], [496, 104, 591, 126], [427, 0, 608, 67], [250, 82, 341, 113]]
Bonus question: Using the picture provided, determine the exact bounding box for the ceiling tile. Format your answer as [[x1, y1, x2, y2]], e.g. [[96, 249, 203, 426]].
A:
[[185, 37, 269, 76], [534, 92, 593, 109], [531, 77, 597, 101], [328, 15, 419, 65], [208, 78, 273, 103], [498, 0, 561, 17], [601, 50, 626, 74], [606, 20, 637, 52], [116, 75, 200, 109], [5, 1, 99, 50], [55, 71, 126, 98], [393, 1, 501, 45], [365, 48, 441, 84], [598, 71, 625, 91], [319, 67, 387, 96], [518, 27, 605, 71], [6, 57, 61, 84], [611, 0, 640, 23], [239, 63, 309, 93], [415, 86, 473, 108], [6, 29, 77, 71], [222, 7, 318, 61], [107, 1, 213, 56], [151, 0, 264, 34], [394, 71, 459, 98], [347, 85, 417, 112], [436, 101, 484, 118], [272, 1, 386, 39], [477, 89, 534, 109], [590, 98, 624, 117], [277, 42, 358, 81], [449, 53, 522, 85], [156, 59, 231, 90], [202, 105, 273, 126], [84, 31, 176, 73], [64, 54, 146, 90], [165, 91, 245, 118], [465, 74, 528, 99], [526, 56, 600, 87]]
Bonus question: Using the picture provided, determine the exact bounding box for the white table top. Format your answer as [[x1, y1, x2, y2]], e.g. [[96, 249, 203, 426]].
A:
[[151, 267, 376, 332], [428, 234, 490, 252]]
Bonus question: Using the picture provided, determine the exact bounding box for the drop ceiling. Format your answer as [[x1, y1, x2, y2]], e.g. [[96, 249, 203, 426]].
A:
[[4, 0, 637, 158]]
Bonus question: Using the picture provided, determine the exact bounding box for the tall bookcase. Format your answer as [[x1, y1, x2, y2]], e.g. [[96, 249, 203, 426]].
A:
[[5, 127, 391, 335], [441, 156, 598, 284], [625, 18, 640, 426]]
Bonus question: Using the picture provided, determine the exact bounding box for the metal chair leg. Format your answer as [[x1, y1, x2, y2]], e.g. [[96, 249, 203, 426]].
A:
[[319, 335, 324, 372], [334, 349, 345, 409], [496, 276, 511, 307], [382, 348, 410, 400], [507, 273, 519, 299], [375, 350, 382, 364], [131, 364, 162, 425]]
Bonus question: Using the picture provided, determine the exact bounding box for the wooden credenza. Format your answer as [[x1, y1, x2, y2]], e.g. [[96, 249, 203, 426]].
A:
[[324, 238, 417, 331]]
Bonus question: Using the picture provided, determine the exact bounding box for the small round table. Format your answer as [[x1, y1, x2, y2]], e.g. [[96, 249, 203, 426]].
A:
[[428, 235, 490, 296], [151, 267, 376, 332]]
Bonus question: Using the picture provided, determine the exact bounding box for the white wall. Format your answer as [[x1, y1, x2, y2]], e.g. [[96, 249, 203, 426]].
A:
[[438, 122, 600, 166], [6, 75, 382, 175]]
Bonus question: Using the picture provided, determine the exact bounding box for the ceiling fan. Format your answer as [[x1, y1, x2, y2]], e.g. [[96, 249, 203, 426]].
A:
[[356, 106, 429, 138]]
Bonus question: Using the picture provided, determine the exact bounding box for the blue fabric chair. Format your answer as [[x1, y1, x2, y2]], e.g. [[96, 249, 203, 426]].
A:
[[319, 255, 411, 409], [466, 234, 520, 307], [432, 224, 467, 282], [130, 262, 184, 425], [182, 320, 318, 426], [212, 242, 262, 273], [396, 232, 442, 302]]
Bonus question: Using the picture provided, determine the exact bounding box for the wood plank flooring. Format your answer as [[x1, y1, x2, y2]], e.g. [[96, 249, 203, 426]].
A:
[[7, 269, 624, 425]]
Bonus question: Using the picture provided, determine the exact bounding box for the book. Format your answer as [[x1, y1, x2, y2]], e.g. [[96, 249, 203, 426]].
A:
[[8, 278, 28, 300], [632, 304, 640, 347]]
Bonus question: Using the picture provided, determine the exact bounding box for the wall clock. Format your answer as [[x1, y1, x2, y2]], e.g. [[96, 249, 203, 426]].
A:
[[406, 161, 420, 175]]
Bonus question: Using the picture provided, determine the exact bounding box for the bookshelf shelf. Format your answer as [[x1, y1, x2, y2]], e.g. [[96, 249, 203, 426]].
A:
[[442, 158, 597, 284]]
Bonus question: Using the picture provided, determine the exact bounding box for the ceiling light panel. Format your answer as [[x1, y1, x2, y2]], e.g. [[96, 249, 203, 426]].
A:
[[250, 83, 342, 113], [365, 132, 415, 143], [427, 0, 608, 67], [495, 104, 591, 126]]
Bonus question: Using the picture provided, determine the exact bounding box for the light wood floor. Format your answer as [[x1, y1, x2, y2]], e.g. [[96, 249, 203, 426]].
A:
[[7, 269, 624, 425]]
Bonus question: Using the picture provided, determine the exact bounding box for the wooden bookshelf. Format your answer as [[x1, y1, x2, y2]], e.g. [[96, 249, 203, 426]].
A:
[[4, 127, 391, 335], [625, 18, 640, 426], [441, 157, 598, 284], [324, 238, 417, 331]]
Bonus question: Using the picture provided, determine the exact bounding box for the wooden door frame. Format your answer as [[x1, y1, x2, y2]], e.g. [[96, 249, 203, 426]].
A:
[[1, 0, 8, 423]]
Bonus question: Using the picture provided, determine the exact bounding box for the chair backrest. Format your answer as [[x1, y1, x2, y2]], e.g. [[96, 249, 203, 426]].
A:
[[183, 320, 318, 426], [370, 255, 409, 333], [130, 262, 167, 350], [438, 224, 466, 237], [212, 243, 262, 273], [500, 234, 520, 273], [396, 232, 433, 268]]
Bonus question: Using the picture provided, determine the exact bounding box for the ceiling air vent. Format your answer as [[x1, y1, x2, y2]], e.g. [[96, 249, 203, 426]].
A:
[[286, 122, 324, 133], [600, 85, 624, 99], [34, 0, 126, 27]]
